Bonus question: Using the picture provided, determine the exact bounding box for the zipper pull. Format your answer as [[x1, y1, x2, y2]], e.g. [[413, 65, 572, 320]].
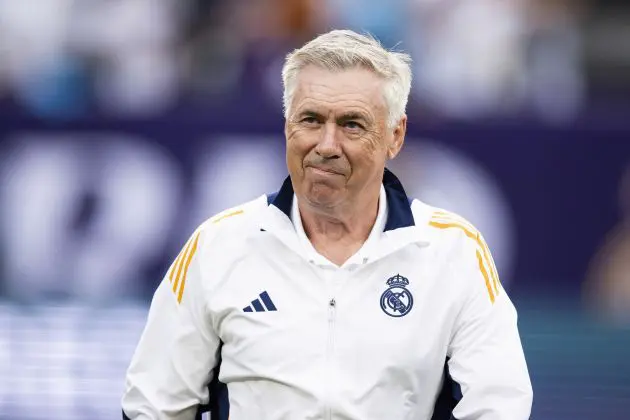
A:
[[328, 298, 336, 322]]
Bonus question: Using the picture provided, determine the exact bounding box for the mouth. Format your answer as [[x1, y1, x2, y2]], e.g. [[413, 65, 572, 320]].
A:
[[307, 166, 342, 176]]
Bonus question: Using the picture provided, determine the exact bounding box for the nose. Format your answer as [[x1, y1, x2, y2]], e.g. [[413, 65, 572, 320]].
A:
[[315, 122, 341, 159]]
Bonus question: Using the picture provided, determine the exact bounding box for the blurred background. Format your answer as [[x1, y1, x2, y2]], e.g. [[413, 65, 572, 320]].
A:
[[0, 0, 629, 419]]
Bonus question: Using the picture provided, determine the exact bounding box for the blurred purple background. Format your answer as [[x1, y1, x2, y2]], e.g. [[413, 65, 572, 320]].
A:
[[1, 0, 630, 419]]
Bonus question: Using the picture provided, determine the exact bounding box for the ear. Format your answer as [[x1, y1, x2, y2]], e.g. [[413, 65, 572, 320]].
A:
[[387, 115, 407, 160]]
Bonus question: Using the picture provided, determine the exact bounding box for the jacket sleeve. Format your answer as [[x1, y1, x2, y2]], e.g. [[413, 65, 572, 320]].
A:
[[122, 228, 221, 420], [446, 232, 533, 420]]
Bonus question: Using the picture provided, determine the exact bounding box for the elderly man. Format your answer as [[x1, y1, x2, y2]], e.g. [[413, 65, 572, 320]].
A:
[[122, 30, 533, 420]]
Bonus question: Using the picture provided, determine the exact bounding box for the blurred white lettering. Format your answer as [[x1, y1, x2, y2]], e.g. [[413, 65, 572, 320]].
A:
[[0, 135, 183, 301]]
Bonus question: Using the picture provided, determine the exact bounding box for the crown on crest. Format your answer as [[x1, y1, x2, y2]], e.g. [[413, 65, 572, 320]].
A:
[[386, 274, 409, 287]]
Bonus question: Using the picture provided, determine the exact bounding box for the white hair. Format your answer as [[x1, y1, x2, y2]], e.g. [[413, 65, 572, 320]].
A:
[[281, 29, 412, 129]]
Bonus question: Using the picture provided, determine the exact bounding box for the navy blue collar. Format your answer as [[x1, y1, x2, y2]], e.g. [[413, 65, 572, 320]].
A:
[[267, 168, 415, 232]]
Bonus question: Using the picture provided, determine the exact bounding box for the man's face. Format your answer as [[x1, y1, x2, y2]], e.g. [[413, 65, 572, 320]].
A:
[[285, 65, 405, 211]]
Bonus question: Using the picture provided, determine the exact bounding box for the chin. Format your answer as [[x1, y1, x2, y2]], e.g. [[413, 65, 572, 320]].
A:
[[304, 184, 341, 209]]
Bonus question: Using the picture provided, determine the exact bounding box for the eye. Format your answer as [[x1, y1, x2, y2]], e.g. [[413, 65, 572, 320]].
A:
[[300, 116, 319, 125], [343, 121, 364, 130]]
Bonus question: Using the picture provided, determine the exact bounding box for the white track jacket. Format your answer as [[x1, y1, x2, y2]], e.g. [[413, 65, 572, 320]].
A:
[[122, 169, 533, 420]]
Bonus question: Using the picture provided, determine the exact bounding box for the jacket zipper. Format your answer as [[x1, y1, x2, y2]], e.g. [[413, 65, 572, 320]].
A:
[[326, 297, 337, 420]]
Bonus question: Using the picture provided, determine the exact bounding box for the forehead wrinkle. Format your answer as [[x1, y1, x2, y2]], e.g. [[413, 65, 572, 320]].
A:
[[291, 71, 386, 112], [292, 91, 384, 123], [300, 79, 383, 102], [296, 99, 374, 118]]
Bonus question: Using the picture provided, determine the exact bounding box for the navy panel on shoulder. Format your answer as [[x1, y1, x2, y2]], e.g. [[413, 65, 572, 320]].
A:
[[431, 357, 462, 420], [267, 176, 294, 218], [382, 168, 415, 231], [196, 342, 230, 420], [266, 192, 279, 206]]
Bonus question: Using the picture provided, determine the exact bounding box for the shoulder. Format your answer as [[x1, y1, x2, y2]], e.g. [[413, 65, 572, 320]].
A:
[[412, 198, 501, 301], [194, 194, 271, 247], [410, 198, 492, 255], [163, 194, 273, 304]]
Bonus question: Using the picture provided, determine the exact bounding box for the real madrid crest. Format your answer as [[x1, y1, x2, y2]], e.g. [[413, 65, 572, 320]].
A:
[[380, 274, 413, 317]]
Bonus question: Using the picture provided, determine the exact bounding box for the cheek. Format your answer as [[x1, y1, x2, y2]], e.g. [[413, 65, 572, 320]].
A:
[[361, 138, 379, 155], [289, 128, 321, 156], [343, 140, 387, 181], [353, 136, 386, 164], [287, 128, 309, 151], [286, 144, 299, 169], [286, 137, 309, 174]]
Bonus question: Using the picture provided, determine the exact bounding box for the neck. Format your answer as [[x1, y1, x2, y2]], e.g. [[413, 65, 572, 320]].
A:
[[298, 187, 380, 265]]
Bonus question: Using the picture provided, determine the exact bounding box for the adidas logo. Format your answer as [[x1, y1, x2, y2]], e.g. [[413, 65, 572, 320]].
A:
[[243, 291, 277, 312]]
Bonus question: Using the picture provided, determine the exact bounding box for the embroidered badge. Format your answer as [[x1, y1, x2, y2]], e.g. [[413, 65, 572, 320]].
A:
[[380, 274, 413, 317]]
